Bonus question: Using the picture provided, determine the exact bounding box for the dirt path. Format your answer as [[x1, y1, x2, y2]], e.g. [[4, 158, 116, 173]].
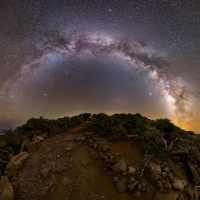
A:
[[14, 124, 155, 200]]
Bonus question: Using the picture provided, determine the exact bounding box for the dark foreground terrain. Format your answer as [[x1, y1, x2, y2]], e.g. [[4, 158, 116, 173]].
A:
[[1, 113, 200, 200]]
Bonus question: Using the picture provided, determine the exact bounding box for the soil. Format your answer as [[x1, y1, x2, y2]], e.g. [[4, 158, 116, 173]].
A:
[[14, 124, 156, 200]]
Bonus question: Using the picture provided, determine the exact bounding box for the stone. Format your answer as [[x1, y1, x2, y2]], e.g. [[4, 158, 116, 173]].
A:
[[62, 178, 73, 185], [160, 163, 167, 169], [36, 136, 45, 141], [112, 158, 127, 173], [0, 176, 14, 200], [50, 186, 55, 193], [178, 193, 187, 200], [25, 140, 40, 154], [99, 144, 109, 152], [76, 135, 86, 141], [163, 167, 170, 173], [156, 180, 165, 192], [164, 182, 172, 192], [112, 176, 119, 183], [105, 152, 112, 157], [145, 162, 162, 182], [20, 140, 29, 153], [127, 181, 138, 191], [41, 167, 51, 179], [129, 177, 135, 183], [10, 181, 18, 192], [93, 143, 98, 149], [91, 152, 96, 156], [76, 141, 83, 147], [128, 167, 136, 174], [116, 181, 126, 193], [66, 147, 74, 151], [5, 152, 29, 177], [81, 161, 89, 166], [137, 183, 142, 190], [87, 139, 94, 147], [114, 151, 121, 156], [172, 179, 188, 191], [40, 132, 49, 139], [162, 172, 168, 178], [140, 185, 149, 192], [187, 185, 198, 200], [31, 135, 40, 142], [172, 155, 180, 163], [11, 176, 18, 182], [110, 155, 115, 160], [122, 171, 127, 176], [133, 191, 141, 198], [44, 180, 54, 192], [168, 172, 174, 182]]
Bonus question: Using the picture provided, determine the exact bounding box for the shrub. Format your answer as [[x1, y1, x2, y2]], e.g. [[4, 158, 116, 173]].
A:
[[154, 118, 175, 134], [135, 125, 168, 159]]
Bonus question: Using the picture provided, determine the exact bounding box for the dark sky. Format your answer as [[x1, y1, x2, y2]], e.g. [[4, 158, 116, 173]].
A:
[[0, 0, 200, 132]]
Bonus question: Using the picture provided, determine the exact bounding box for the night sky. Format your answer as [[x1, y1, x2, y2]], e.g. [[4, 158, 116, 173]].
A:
[[0, 0, 200, 133]]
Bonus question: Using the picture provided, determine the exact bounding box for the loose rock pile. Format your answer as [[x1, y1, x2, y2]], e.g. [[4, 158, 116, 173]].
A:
[[86, 133, 150, 198]]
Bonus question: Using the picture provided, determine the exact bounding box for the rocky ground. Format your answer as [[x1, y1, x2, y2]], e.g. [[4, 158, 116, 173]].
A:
[[1, 124, 200, 200]]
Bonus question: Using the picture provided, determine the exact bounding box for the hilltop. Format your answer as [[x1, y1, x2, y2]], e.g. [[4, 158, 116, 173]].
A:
[[0, 113, 200, 200]]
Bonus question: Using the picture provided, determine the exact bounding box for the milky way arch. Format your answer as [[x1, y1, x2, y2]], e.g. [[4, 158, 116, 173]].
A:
[[1, 30, 190, 122]]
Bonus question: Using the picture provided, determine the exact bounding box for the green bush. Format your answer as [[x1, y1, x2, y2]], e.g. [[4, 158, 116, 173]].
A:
[[153, 118, 175, 134], [135, 125, 168, 159]]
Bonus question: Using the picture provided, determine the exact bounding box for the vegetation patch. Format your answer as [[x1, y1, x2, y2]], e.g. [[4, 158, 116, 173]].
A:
[[1, 112, 199, 160]]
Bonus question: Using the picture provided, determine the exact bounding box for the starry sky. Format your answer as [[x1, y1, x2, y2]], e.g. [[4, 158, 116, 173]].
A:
[[0, 0, 200, 133]]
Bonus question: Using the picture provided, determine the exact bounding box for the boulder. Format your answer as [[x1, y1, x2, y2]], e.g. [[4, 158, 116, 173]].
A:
[[172, 179, 188, 191], [5, 152, 29, 177], [0, 176, 14, 200], [116, 181, 126, 193], [128, 167, 136, 174], [145, 162, 162, 182], [127, 181, 138, 191], [112, 158, 127, 173]]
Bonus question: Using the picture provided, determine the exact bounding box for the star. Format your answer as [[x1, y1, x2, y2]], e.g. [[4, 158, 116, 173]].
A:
[[0, 0, 199, 133]]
